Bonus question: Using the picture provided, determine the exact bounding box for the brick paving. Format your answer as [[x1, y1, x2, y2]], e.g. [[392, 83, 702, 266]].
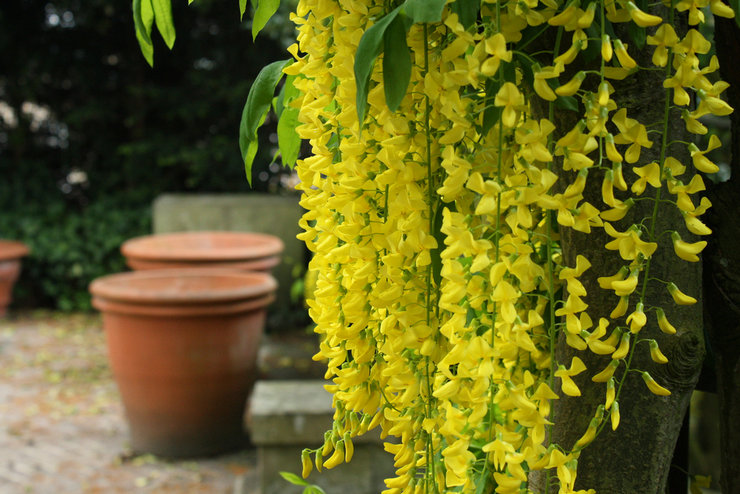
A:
[[0, 312, 259, 494]]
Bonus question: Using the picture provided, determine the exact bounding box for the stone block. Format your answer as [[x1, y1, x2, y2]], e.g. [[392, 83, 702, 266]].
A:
[[152, 193, 306, 308], [247, 381, 394, 494]]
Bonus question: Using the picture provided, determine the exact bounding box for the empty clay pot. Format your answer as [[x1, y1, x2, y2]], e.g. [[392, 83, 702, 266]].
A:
[[120, 231, 284, 272], [0, 240, 30, 317], [90, 269, 277, 457]]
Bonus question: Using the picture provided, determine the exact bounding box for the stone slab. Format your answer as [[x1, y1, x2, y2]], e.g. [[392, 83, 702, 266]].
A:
[[246, 380, 394, 494], [152, 193, 306, 308]]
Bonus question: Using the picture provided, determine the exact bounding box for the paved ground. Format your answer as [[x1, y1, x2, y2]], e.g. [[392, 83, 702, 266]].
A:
[[0, 311, 324, 494]]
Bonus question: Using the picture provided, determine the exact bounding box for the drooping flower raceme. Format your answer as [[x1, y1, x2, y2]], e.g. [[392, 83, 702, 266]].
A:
[[276, 0, 735, 493]]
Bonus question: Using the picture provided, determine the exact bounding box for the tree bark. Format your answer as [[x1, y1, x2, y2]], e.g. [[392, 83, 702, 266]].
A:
[[528, 16, 705, 493], [705, 16, 740, 494]]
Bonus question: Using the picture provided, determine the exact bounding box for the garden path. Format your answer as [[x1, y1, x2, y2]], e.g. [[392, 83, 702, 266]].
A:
[[0, 312, 259, 494]]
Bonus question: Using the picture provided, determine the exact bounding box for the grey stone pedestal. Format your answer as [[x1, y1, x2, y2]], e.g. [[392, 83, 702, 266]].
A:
[[246, 381, 394, 494]]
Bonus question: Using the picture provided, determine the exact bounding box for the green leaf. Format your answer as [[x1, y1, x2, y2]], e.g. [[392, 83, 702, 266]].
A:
[[240, 59, 292, 185], [382, 15, 412, 112], [239, 0, 248, 20], [449, 0, 480, 28], [253, 0, 280, 40], [354, 6, 402, 125], [627, 22, 646, 50], [279, 471, 309, 486], [304, 486, 327, 494], [151, 0, 176, 49], [133, 0, 154, 65], [403, 0, 447, 23], [555, 95, 579, 112], [277, 107, 301, 168], [276, 74, 302, 167]]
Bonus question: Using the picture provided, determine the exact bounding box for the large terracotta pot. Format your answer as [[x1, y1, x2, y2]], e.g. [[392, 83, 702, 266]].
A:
[[0, 240, 30, 317], [90, 269, 277, 457], [120, 231, 284, 272]]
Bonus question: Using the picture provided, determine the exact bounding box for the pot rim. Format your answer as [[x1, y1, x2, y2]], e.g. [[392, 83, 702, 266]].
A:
[[121, 231, 284, 262], [89, 268, 278, 305], [0, 240, 30, 261]]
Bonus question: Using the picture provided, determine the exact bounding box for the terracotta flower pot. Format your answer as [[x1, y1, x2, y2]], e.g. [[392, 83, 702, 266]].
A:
[[89, 269, 277, 457], [120, 231, 284, 272], [0, 240, 30, 317]]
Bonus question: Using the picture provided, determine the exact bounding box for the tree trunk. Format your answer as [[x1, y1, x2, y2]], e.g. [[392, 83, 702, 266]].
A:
[[705, 16, 740, 494], [529, 17, 705, 493]]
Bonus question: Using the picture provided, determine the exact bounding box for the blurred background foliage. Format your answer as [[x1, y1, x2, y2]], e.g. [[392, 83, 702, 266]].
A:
[[0, 0, 294, 310]]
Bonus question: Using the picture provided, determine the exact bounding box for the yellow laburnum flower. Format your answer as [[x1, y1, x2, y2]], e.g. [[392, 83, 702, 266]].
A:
[[442, 439, 474, 487], [604, 133, 623, 163], [613, 162, 628, 190], [612, 331, 631, 360], [533, 64, 563, 101], [555, 39, 583, 65], [676, 29, 712, 64], [480, 33, 513, 77], [601, 34, 613, 61], [689, 135, 722, 174], [556, 71, 586, 96], [675, 0, 707, 25], [301, 449, 313, 478], [605, 377, 616, 409], [604, 223, 657, 260], [612, 108, 653, 163], [323, 441, 344, 469], [592, 359, 620, 382], [611, 271, 639, 297], [515, 118, 556, 162], [647, 24, 679, 67], [626, 302, 647, 333], [555, 356, 587, 396], [684, 212, 712, 235], [611, 401, 621, 430], [601, 198, 634, 221], [649, 340, 669, 364], [494, 82, 524, 128], [584, 318, 617, 355], [642, 371, 671, 396], [482, 437, 515, 470], [668, 282, 697, 305], [601, 170, 620, 207], [690, 475, 713, 494], [696, 89, 734, 117], [613, 39, 637, 69], [598, 265, 629, 289], [631, 162, 662, 195], [574, 417, 600, 449], [626, 1, 662, 26], [671, 231, 707, 262], [682, 109, 708, 135], [663, 156, 688, 179], [611, 295, 630, 318], [578, 2, 597, 28], [656, 307, 677, 334], [710, 0, 736, 17], [548, 3, 579, 26]]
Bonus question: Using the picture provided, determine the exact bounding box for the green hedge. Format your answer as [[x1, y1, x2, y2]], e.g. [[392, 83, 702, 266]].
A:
[[0, 198, 150, 311]]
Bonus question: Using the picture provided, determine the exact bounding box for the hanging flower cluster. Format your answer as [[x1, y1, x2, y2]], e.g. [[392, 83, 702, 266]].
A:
[[268, 0, 735, 492]]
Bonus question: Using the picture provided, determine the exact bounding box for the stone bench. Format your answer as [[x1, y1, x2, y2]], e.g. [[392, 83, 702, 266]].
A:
[[246, 380, 394, 494]]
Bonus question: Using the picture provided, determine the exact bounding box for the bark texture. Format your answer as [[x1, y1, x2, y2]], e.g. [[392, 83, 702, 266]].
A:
[[705, 17, 740, 494], [528, 16, 705, 494]]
